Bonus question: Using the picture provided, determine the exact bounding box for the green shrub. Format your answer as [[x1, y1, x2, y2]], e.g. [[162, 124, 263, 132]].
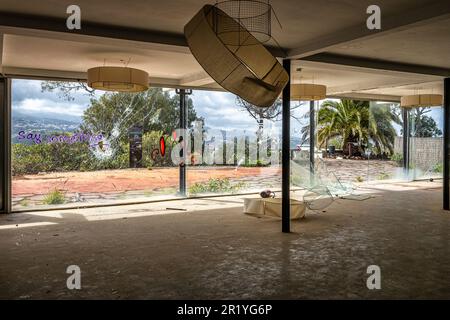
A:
[[12, 132, 130, 175], [433, 163, 443, 173], [390, 153, 403, 167], [328, 137, 343, 149], [240, 160, 270, 168], [189, 178, 246, 195], [42, 189, 65, 205]]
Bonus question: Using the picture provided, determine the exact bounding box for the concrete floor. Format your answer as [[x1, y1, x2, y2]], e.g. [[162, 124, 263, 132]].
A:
[[0, 181, 449, 299]]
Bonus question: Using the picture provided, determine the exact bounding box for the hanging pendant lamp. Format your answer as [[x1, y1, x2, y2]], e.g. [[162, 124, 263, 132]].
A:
[[291, 83, 327, 101], [87, 66, 149, 92], [400, 94, 443, 108]]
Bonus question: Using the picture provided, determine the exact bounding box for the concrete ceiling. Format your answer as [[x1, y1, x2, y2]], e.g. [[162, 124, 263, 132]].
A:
[[2, 34, 216, 88], [330, 17, 450, 68], [0, 0, 439, 49], [0, 0, 449, 101]]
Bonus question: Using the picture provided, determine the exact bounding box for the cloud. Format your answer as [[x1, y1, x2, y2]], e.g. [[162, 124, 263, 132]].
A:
[[14, 98, 87, 117], [191, 90, 271, 132], [12, 79, 94, 119], [11, 79, 306, 135], [12, 79, 94, 104]]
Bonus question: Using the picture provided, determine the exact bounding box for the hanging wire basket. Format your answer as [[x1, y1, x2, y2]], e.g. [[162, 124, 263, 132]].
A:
[[213, 0, 275, 46]]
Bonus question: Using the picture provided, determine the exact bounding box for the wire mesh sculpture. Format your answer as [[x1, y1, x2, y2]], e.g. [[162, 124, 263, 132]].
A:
[[213, 0, 279, 45], [184, 2, 288, 108]]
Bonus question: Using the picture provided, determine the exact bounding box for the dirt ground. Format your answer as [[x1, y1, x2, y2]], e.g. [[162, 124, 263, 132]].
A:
[[11, 160, 403, 195], [12, 167, 281, 195], [12, 166, 282, 209], [0, 181, 449, 299]]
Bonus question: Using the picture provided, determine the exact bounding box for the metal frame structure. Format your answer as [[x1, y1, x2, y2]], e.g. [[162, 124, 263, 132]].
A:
[[0, 77, 11, 214], [176, 88, 192, 197], [402, 108, 410, 172], [309, 100, 315, 179], [281, 59, 291, 233], [444, 78, 450, 210]]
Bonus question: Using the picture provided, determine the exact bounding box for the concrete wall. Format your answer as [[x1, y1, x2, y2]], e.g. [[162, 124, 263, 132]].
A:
[[394, 137, 443, 170]]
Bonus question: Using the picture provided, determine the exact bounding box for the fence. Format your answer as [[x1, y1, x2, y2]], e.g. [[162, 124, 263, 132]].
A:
[[394, 136, 443, 171]]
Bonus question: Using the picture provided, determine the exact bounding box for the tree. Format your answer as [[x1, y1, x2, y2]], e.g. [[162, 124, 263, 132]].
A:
[[41, 81, 96, 101], [41, 81, 200, 139], [236, 97, 282, 129], [308, 100, 370, 153], [236, 96, 304, 130], [410, 108, 442, 137], [81, 89, 199, 139], [301, 99, 401, 156], [369, 103, 402, 155]]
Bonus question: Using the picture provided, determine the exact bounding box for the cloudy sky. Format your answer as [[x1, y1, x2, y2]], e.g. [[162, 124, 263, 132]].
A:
[[12, 79, 94, 122], [12, 79, 308, 134], [14, 79, 442, 139]]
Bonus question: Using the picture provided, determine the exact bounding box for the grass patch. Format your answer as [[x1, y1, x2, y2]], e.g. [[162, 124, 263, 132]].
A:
[[42, 189, 65, 205], [377, 172, 391, 180], [189, 178, 246, 195], [117, 193, 127, 200], [18, 199, 30, 207]]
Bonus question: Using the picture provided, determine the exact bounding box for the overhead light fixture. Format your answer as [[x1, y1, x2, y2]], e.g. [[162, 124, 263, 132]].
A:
[[87, 66, 149, 92], [400, 94, 443, 108], [184, 4, 288, 108], [291, 84, 327, 101]]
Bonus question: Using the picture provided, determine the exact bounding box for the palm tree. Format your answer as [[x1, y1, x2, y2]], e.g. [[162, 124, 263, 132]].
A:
[[301, 99, 400, 156], [369, 104, 401, 155], [311, 100, 369, 153]]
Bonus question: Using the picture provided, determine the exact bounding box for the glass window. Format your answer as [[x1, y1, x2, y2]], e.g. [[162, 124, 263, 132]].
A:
[[367, 101, 405, 183], [11, 79, 180, 211], [186, 90, 282, 197], [408, 106, 443, 180]]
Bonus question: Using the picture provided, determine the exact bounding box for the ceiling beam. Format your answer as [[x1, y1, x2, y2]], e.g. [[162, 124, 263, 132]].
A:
[[327, 78, 441, 97], [0, 11, 186, 47], [2, 66, 223, 91], [328, 92, 401, 103], [287, 0, 450, 59], [0, 11, 286, 57], [2, 66, 87, 81], [179, 71, 214, 87], [300, 53, 450, 77], [293, 60, 443, 80]]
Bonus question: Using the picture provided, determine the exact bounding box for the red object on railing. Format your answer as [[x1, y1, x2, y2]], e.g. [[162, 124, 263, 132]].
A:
[[160, 136, 166, 157]]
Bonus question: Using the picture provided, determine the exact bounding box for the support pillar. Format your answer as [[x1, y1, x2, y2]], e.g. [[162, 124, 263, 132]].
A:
[[309, 100, 315, 180], [176, 88, 192, 197], [282, 59, 291, 233], [0, 77, 11, 214], [444, 78, 450, 210], [402, 108, 410, 174]]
